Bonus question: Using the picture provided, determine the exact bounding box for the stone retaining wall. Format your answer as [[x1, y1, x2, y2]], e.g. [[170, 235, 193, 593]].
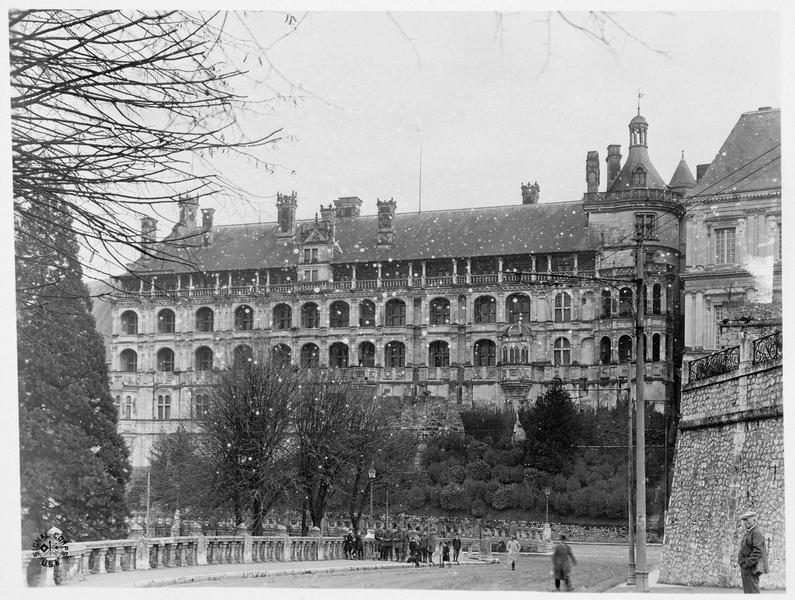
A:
[[659, 351, 784, 590]]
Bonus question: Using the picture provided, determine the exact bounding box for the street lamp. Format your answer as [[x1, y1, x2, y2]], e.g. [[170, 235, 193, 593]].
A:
[[544, 487, 551, 523], [368, 465, 376, 529]]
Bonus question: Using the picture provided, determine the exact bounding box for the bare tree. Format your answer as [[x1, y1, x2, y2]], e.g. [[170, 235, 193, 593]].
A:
[[202, 353, 298, 535], [10, 9, 284, 296]]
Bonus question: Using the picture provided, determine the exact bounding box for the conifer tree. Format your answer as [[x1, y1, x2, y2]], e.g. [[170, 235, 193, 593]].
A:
[[16, 196, 131, 543], [518, 377, 581, 474]]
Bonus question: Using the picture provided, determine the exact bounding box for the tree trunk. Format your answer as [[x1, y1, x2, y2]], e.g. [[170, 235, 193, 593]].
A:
[[250, 497, 263, 536], [301, 496, 309, 536]]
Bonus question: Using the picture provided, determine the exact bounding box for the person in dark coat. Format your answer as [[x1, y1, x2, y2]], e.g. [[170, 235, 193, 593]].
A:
[[552, 535, 577, 591], [343, 530, 354, 560], [374, 525, 384, 560], [354, 531, 364, 560], [440, 540, 451, 568], [452, 535, 462, 564], [420, 529, 429, 563], [738, 510, 768, 593], [408, 533, 420, 567], [426, 528, 437, 565]]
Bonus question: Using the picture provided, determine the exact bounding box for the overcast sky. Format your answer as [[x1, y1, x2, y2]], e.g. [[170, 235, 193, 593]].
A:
[[169, 9, 781, 233]]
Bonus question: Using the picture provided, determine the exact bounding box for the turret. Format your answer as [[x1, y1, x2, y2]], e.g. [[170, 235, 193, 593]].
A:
[[608, 113, 667, 192], [201, 208, 215, 246], [140, 217, 157, 254], [520, 181, 540, 204], [668, 152, 697, 197]]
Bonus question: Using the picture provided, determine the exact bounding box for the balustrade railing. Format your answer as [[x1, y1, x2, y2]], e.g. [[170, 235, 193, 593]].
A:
[[753, 331, 782, 364], [688, 345, 740, 383]]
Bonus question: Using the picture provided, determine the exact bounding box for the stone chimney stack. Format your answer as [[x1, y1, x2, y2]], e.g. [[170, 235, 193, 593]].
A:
[[696, 163, 711, 182], [178, 196, 198, 229], [276, 191, 298, 237], [606, 145, 622, 190], [334, 196, 363, 218], [586, 151, 600, 193], [520, 181, 540, 205], [140, 217, 157, 253], [319, 203, 336, 242], [201, 208, 215, 246], [376, 198, 397, 246]]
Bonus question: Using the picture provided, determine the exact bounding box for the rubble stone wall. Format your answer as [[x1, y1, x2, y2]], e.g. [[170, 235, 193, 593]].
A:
[[659, 359, 784, 589]]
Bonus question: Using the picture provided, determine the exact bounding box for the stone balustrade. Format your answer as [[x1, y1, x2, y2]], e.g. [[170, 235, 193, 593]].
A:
[[22, 529, 371, 587]]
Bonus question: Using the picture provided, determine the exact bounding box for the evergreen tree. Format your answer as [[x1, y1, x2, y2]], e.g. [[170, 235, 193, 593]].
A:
[[149, 426, 209, 516], [16, 196, 131, 544], [519, 377, 581, 474]]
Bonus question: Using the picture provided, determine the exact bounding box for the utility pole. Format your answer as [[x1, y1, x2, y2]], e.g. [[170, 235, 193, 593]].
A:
[[634, 238, 649, 592], [627, 385, 635, 585]]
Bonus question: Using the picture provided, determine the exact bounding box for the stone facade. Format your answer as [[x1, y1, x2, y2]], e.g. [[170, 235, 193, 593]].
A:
[[106, 110, 688, 467], [659, 334, 783, 589]]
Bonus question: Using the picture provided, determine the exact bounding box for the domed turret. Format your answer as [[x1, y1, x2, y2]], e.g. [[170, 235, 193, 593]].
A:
[[669, 151, 697, 197], [608, 112, 667, 192]]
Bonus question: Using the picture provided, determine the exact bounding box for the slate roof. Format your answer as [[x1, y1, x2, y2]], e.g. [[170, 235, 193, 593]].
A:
[[691, 107, 780, 197], [132, 201, 593, 273], [608, 145, 668, 192], [668, 154, 696, 190]]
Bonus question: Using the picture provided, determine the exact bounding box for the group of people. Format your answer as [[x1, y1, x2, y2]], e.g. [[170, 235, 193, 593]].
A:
[[373, 525, 462, 567]]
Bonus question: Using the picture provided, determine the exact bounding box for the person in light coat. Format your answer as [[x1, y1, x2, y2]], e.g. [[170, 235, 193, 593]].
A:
[[506, 535, 521, 571]]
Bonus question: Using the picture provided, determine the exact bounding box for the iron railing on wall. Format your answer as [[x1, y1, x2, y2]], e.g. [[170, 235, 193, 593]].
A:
[[688, 345, 740, 383], [753, 331, 782, 364]]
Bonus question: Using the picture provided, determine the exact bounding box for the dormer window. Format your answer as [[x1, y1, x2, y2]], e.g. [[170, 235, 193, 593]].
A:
[[631, 166, 647, 187], [303, 248, 319, 264]]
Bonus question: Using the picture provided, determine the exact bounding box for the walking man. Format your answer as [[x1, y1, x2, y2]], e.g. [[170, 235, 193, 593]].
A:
[[738, 510, 768, 593], [552, 535, 576, 591], [452, 534, 462, 564], [506, 535, 521, 571]]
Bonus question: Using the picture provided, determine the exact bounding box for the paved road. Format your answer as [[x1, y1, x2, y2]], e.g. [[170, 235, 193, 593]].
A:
[[178, 544, 662, 592]]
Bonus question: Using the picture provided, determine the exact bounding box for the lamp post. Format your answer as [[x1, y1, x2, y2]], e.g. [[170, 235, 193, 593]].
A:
[[368, 465, 376, 529], [544, 487, 551, 523]]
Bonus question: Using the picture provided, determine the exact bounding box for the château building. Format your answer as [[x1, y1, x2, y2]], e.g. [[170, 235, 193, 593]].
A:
[[680, 107, 782, 352], [109, 111, 689, 467]]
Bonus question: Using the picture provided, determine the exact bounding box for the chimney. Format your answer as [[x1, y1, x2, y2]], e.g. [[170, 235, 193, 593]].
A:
[[201, 208, 215, 246], [319, 203, 336, 242], [177, 196, 198, 229], [140, 217, 157, 255], [606, 145, 622, 190], [586, 151, 600, 194], [520, 181, 540, 205], [334, 196, 363, 218], [276, 191, 298, 237], [376, 198, 397, 246], [696, 164, 711, 182]]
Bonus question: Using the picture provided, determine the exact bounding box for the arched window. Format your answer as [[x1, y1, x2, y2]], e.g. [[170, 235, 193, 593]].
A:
[[120, 349, 138, 372], [329, 343, 349, 368], [618, 335, 633, 362], [601, 289, 612, 318], [301, 343, 319, 368], [157, 347, 175, 372], [652, 333, 661, 362], [193, 394, 210, 420], [329, 301, 350, 328], [522, 347, 529, 363], [233, 344, 253, 367], [652, 284, 662, 315], [158, 308, 176, 333], [473, 339, 496, 366], [272, 343, 291, 366], [114, 394, 121, 414], [474, 296, 496, 324], [385, 341, 405, 368], [599, 337, 612, 364], [195, 346, 214, 371], [273, 304, 292, 330], [196, 307, 214, 332], [619, 288, 633, 317], [359, 300, 376, 327], [301, 303, 320, 328], [235, 305, 254, 330], [429, 298, 451, 325], [553, 337, 571, 366], [554, 292, 571, 322], [156, 393, 171, 420], [385, 299, 406, 326], [121, 311, 138, 334], [358, 342, 375, 367], [429, 341, 450, 367], [122, 395, 134, 420], [507, 294, 531, 323]]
